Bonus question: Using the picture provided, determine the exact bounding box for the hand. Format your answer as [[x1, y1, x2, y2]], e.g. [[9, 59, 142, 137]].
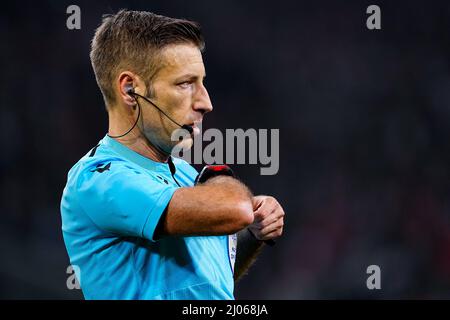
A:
[[248, 195, 285, 241]]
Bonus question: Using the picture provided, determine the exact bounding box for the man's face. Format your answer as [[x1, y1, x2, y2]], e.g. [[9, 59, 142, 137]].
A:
[[139, 43, 213, 153]]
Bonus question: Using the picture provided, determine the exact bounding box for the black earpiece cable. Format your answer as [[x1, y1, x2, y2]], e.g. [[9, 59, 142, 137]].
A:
[[107, 90, 193, 139], [130, 92, 190, 131], [107, 97, 142, 139]]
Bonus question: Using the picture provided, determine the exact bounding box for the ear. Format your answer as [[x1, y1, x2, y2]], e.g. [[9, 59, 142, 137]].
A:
[[118, 72, 139, 108]]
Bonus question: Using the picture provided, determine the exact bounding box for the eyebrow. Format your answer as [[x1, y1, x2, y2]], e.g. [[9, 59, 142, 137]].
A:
[[174, 73, 206, 82]]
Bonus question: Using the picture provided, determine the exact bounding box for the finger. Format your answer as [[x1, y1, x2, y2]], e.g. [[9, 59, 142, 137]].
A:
[[255, 206, 285, 228], [253, 197, 278, 221], [253, 200, 264, 221], [260, 225, 284, 241], [255, 213, 278, 229], [260, 217, 284, 236], [252, 195, 266, 210]]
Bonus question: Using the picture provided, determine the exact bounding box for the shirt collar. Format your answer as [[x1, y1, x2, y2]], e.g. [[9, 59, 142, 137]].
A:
[[102, 134, 171, 172]]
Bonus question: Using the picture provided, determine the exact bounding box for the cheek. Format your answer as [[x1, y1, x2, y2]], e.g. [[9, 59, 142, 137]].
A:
[[168, 91, 193, 117]]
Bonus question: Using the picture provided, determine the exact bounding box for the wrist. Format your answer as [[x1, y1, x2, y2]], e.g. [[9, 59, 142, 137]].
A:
[[247, 228, 263, 242]]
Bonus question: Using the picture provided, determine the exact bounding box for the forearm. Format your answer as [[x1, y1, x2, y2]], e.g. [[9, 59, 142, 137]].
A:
[[233, 228, 265, 282], [161, 176, 254, 237]]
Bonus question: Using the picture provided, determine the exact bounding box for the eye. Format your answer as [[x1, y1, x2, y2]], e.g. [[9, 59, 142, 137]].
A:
[[177, 81, 193, 89]]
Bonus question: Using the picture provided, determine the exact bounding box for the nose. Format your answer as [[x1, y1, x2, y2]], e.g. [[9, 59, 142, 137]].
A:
[[193, 83, 213, 114]]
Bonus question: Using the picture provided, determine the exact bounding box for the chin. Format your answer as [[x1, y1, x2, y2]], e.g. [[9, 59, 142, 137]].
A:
[[169, 136, 193, 159], [170, 127, 193, 145], [176, 136, 194, 150]]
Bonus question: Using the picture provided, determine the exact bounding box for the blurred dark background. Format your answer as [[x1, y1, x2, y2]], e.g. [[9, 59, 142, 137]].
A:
[[1, 0, 450, 299]]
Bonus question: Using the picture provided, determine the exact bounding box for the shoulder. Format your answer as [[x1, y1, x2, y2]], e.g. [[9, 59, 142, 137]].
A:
[[66, 143, 146, 191]]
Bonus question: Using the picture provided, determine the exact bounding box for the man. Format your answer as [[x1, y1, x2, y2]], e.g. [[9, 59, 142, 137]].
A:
[[61, 10, 284, 300]]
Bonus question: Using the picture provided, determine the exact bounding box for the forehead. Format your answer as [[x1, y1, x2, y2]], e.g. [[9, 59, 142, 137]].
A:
[[156, 43, 205, 79]]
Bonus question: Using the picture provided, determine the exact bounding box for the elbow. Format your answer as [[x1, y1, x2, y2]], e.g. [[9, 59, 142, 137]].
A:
[[232, 199, 254, 230]]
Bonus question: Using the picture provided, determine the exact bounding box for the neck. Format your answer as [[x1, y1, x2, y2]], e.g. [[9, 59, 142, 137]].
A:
[[108, 108, 170, 163]]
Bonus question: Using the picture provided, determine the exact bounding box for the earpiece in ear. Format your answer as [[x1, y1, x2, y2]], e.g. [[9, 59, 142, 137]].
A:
[[125, 85, 135, 96], [124, 85, 136, 110]]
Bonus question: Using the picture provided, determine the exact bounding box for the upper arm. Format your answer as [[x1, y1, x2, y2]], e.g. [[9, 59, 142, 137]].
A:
[[77, 160, 177, 241]]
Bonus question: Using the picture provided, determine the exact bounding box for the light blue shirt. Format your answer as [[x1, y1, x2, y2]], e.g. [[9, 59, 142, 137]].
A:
[[60, 135, 236, 300]]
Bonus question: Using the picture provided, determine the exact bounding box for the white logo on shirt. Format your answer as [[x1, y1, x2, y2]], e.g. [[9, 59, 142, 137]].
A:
[[228, 233, 238, 273]]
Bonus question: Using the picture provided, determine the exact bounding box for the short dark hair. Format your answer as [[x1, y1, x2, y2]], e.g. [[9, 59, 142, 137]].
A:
[[90, 10, 205, 107]]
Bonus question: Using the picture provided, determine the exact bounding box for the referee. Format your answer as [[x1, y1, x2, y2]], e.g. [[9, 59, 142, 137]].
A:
[[60, 10, 285, 300]]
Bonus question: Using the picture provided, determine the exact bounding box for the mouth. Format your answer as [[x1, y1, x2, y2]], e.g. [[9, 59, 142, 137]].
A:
[[185, 120, 202, 136], [187, 120, 202, 128]]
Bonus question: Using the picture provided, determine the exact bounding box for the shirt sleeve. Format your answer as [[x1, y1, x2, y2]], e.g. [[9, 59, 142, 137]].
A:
[[76, 160, 177, 241]]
